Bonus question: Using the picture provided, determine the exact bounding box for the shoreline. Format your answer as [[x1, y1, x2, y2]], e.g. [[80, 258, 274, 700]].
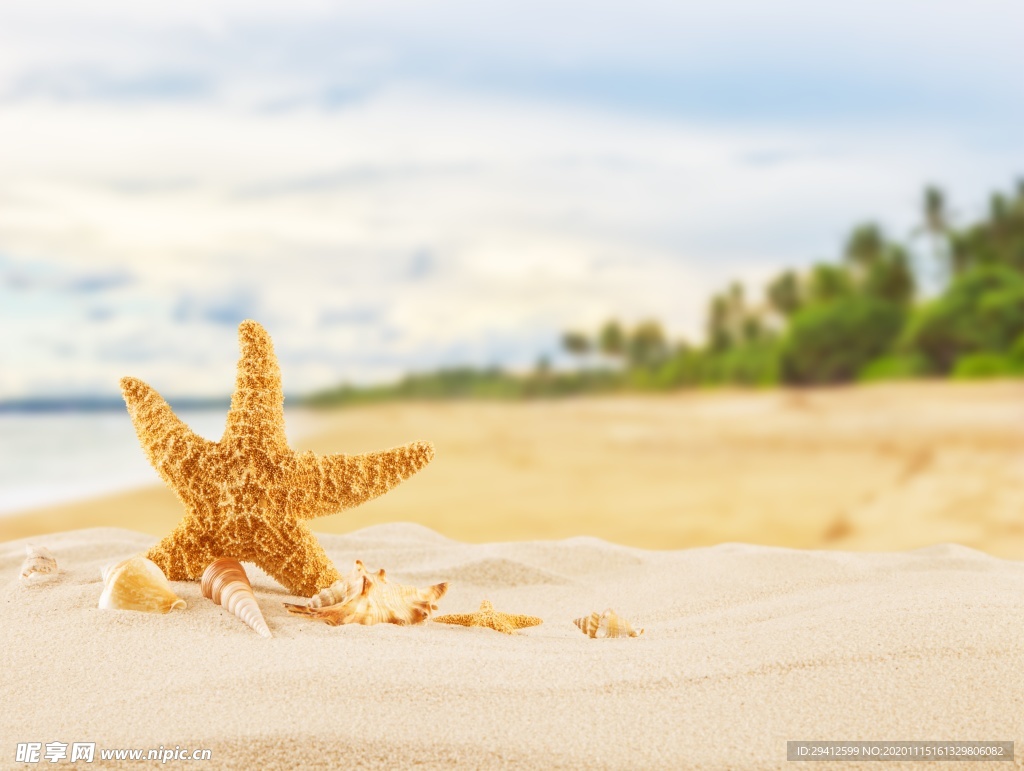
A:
[[3, 381, 1023, 558]]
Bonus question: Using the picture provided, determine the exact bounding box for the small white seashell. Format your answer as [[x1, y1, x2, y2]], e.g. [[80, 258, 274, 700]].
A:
[[573, 608, 643, 638], [20, 545, 58, 584], [98, 556, 186, 613]]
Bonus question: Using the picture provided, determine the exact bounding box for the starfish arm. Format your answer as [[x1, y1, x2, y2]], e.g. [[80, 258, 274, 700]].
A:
[[224, 320, 288, 446], [433, 613, 477, 626], [290, 441, 435, 520], [251, 522, 341, 597], [146, 522, 220, 582], [120, 377, 215, 488], [510, 615, 543, 629]]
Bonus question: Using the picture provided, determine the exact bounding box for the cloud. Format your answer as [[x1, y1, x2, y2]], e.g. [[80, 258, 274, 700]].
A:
[[172, 288, 261, 326], [0, 1, 1022, 398]]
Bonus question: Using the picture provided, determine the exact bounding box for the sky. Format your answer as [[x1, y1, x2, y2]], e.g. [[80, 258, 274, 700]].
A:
[[2, 0, 1023, 399]]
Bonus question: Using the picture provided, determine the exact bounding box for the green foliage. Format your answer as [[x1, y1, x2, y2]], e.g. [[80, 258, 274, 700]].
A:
[[766, 270, 802, 317], [780, 297, 904, 384], [858, 353, 931, 382], [952, 353, 1022, 379], [706, 294, 733, 351], [863, 245, 915, 306], [627, 320, 669, 368], [946, 184, 1024, 275], [698, 341, 781, 386], [598, 319, 625, 357], [306, 181, 1024, 405], [806, 263, 852, 304], [902, 265, 1024, 372], [844, 223, 885, 270]]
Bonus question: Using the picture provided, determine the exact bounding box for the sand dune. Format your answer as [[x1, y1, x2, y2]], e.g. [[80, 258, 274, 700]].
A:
[[3, 525, 1023, 769], [4, 381, 1024, 558]]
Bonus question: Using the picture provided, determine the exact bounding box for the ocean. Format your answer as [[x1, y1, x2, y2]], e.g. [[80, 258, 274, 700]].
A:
[[0, 409, 316, 515]]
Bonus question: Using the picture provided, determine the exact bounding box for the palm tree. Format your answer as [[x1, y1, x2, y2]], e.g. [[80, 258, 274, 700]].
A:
[[806, 263, 851, 304], [628, 320, 668, 368], [918, 184, 953, 283], [598, 319, 625, 359], [767, 270, 802, 317], [844, 223, 885, 273], [561, 331, 591, 357], [864, 245, 915, 306], [707, 293, 732, 351]]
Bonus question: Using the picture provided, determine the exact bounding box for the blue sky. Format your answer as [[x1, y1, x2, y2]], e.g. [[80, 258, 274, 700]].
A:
[[1, 1, 1023, 398]]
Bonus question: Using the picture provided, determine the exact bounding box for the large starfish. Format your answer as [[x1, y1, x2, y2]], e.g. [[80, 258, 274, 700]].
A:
[[433, 600, 542, 635], [120, 320, 434, 596]]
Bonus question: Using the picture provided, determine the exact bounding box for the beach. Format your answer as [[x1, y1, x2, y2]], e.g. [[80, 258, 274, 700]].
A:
[[4, 380, 1024, 558], [3, 381, 1024, 768], [4, 525, 1024, 769]]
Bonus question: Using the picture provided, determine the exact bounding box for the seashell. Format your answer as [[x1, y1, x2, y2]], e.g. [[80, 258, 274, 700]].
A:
[[201, 557, 272, 638], [308, 559, 371, 608], [285, 562, 447, 627], [20, 545, 58, 583], [573, 609, 643, 639], [98, 556, 186, 613]]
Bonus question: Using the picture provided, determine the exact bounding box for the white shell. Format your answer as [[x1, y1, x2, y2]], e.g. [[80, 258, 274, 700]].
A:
[[574, 608, 643, 638], [287, 561, 447, 627], [307, 560, 366, 608], [20, 545, 58, 583], [201, 558, 272, 638], [98, 556, 186, 613]]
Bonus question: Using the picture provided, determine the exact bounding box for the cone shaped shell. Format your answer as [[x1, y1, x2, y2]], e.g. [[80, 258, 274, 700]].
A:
[[201, 558, 272, 638], [573, 609, 643, 638], [20, 545, 58, 583], [287, 563, 447, 627], [99, 556, 186, 613]]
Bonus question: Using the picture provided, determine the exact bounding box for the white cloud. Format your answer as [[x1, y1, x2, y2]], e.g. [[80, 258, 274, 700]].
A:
[[1, 4, 1022, 398]]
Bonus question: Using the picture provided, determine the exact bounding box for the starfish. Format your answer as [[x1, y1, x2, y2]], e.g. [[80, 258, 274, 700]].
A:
[[433, 600, 542, 635], [120, 320, 435, 597]]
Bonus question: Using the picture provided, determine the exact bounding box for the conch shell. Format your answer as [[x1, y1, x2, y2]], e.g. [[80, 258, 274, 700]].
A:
[[285, 562, 447, 626], [98, 556, 186, 613], [201, 558, 272, 638], [20, 545, 58, 583], [307, 559, 370, 608], [573, 609, 643, 638]]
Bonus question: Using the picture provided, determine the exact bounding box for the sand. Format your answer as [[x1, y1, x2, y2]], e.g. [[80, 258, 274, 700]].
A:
[[4, 380, 1024, 558], [3, 525, 1023, 769]]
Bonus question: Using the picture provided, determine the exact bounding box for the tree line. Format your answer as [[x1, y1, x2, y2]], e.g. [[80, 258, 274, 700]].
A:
[[307, 180, 1024, 406], [561, 180, 1024, 388]]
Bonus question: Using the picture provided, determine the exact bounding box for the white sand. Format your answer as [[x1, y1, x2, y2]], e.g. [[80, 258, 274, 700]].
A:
[[2, 525, 1023, 769]]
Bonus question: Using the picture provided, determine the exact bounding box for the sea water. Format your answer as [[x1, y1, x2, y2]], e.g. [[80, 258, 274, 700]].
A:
[[0, 409, 314, 514]]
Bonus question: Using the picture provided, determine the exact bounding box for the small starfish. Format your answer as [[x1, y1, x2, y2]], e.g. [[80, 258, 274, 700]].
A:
[[433, 599, 542, 635], [121, 320, 434, 596]]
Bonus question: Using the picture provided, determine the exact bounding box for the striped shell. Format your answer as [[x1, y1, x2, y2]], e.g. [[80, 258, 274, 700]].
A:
[[285, 563, 447, 627], [98, 556, 186, 613], [201, 558, 271, 638], [574, 609, 643, 638], [20, 545, 58, 583]]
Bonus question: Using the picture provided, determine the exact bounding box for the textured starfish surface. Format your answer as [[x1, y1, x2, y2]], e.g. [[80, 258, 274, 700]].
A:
[[120, 320, 435, 596], [433, 599, 542, 635]]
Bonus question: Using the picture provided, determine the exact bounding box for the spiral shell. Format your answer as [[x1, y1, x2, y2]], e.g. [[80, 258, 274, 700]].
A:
[[201, 558, 272, 638], [286, 562, 447, 627], [573, 609, 643, 638], [20, 545, 58, 583], [99, 556, 186, 613]]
